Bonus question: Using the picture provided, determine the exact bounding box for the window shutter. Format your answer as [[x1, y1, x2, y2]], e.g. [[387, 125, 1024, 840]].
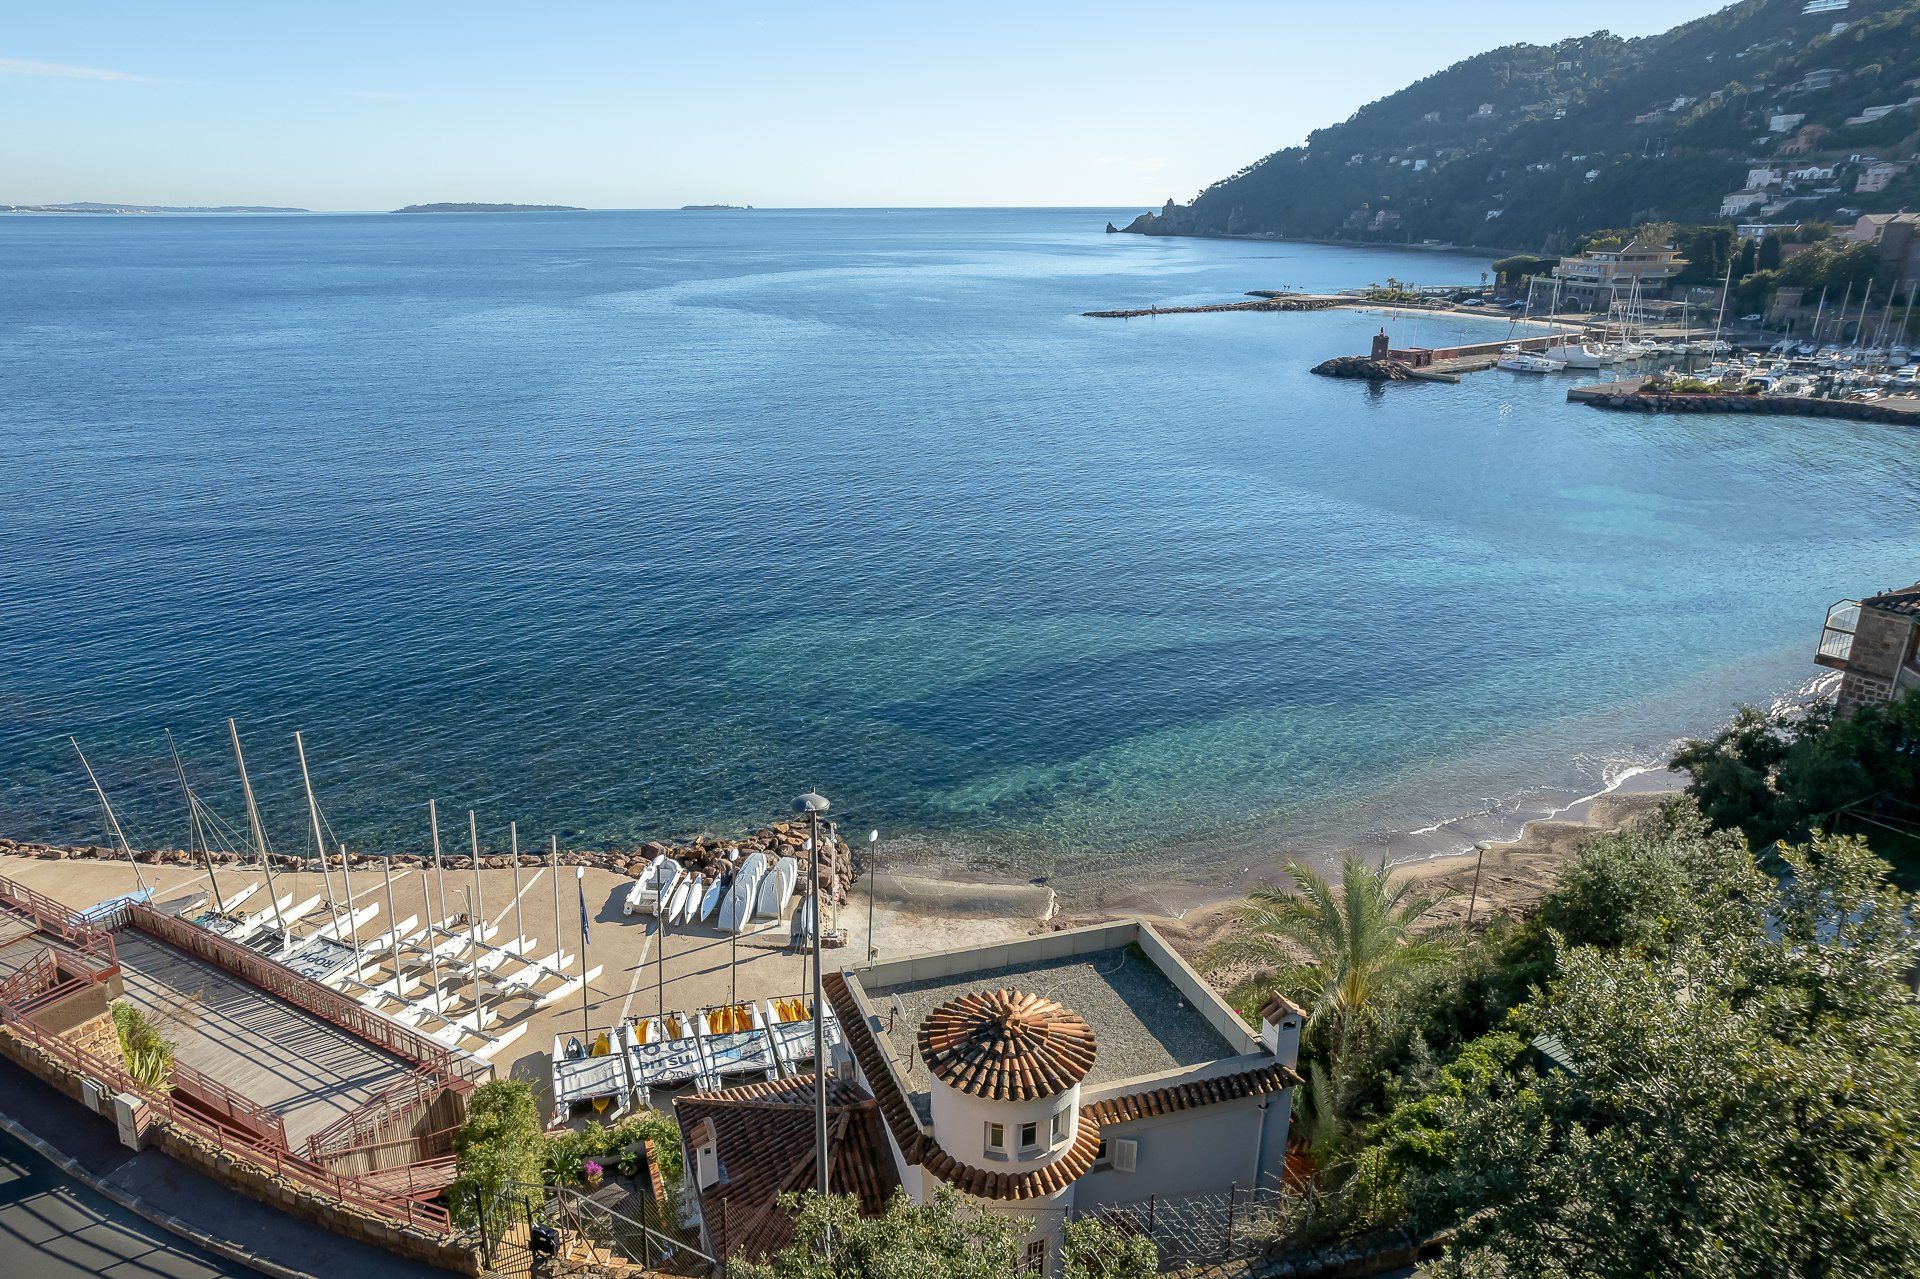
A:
[[1112, 1138, 1138, 1173]]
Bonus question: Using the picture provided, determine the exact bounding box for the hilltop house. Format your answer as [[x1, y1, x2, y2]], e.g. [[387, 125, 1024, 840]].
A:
[[1847, 212, 1920, 287], [1722, 189, 1771, 216], [674, 921, 1302, 1274], [1554, 237, 1687, 303], [1815, 584, 1920, 715]]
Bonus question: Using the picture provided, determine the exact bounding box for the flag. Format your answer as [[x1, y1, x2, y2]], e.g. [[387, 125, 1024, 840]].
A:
[[577, 871, 591, 948]]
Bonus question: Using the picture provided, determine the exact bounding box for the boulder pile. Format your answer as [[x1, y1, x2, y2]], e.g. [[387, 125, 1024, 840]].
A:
[[0, 814, 861, 899], [1311, 355, 1412, 380]]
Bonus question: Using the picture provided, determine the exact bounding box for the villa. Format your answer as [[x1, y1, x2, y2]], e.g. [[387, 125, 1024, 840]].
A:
[[1554, 237, 1687, 304], [1816, 583, 1920, 716], [674, 920, 1303, 1273]]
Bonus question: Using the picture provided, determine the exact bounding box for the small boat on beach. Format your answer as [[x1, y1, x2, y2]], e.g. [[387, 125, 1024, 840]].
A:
[[718, 852, 769, 932], [623, 855, 670, 916], [754, 855, 799, 921], [675, 874, 704, 925], [663, 871, 695, 924], [650, 860, 683, 919], [700, 870, 729, 923]]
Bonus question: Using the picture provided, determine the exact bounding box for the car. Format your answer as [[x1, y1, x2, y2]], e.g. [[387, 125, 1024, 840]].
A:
[[1739, 313, 1763, 323]]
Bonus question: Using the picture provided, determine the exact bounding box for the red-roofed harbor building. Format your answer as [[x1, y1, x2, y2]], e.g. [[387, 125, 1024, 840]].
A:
[[1814, 581, 1920, 714], [676, 920, 1301, 1273]]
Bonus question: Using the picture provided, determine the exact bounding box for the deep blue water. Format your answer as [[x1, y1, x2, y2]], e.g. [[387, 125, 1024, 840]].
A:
[[3, 208, 1916, 894]]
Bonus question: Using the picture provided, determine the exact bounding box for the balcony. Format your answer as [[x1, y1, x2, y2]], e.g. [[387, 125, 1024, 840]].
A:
[[1815, 599, 1859, 669]]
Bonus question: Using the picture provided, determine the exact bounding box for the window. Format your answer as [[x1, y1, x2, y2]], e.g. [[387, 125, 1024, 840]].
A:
[[1018, 1121, 1039, 1151], [1050, 1110, 1069, 1144], [985, 1122, 1005, 1153], [1020, 1239, 1047, 1275]]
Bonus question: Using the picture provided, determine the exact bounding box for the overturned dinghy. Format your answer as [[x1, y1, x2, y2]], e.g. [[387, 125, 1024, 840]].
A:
[[718, 852, 768, 933], [754, 855, 799, 921]]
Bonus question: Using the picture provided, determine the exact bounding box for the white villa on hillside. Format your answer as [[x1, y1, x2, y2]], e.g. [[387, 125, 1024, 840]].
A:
[[674, 921, 1303, 1274]]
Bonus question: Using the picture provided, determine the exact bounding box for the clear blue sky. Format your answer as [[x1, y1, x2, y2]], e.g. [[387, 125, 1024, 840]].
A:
[[6, 1, 1732, 210]]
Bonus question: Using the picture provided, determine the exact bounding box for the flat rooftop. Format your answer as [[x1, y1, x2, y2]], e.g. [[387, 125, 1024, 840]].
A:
[[114, 931, 413, 1145], [860, 943, 1240, 1117]]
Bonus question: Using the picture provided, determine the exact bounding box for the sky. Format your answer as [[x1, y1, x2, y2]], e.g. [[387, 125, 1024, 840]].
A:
[[4, 1, 1736, 210]]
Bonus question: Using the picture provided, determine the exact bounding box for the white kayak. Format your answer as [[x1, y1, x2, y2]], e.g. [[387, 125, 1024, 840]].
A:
[[663, 873, 695, 925], [675, 874, 704, 925], [699, 873, 729, 923]]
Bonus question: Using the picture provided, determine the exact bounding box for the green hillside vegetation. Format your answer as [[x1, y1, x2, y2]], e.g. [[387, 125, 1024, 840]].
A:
[[1127, 0, 1920, 251]]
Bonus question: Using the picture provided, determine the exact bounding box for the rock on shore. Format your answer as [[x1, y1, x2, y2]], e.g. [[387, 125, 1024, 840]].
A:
[[1311, 355, 1412, 381], [0, 813, 861, 900]]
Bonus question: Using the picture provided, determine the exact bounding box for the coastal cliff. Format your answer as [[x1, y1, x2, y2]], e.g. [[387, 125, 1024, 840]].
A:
[[1120, 0, 1920, 252]]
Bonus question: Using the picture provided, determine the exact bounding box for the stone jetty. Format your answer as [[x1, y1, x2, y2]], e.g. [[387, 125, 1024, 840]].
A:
[[0, 814, 860, 898], [1567, 379, 1920, 425]]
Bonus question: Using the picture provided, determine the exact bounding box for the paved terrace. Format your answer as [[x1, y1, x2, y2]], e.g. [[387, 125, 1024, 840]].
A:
[[862, 944, 1239, 1119], [114, 931, 412, 1146]]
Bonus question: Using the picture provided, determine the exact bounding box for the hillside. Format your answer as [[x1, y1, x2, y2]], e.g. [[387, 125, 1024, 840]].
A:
[[391, 203, 585, 213], [1123, 0, 1920, 252]]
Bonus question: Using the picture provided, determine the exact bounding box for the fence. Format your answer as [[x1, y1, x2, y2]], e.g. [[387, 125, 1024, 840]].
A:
[[306, 1066, 462, 1166], [0, 876, 120, 977], [1079, 1182, 1337, 1276], [121, 902, 489, 1085], [0, 969, 456, 1236], [468, 1181, 714, 1279], [172, 1060, 290, 1147]]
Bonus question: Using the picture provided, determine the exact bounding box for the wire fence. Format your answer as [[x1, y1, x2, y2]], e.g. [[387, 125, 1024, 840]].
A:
[[1070, 1182, 1337, 1277], [468, 1180, 713, 1279]]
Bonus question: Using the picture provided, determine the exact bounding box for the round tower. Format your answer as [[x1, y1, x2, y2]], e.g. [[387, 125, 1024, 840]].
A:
[[917, 988, 1097, 1173]]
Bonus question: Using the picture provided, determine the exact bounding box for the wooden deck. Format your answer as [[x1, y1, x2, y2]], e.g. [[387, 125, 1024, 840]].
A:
[[113, 931, 414, 1146]]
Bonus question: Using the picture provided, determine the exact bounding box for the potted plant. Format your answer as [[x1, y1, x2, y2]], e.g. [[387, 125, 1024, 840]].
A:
[[582, 1159, 604, 1188]]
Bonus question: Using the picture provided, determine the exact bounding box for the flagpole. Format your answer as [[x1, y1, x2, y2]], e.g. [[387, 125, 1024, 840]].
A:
[[576, 867, 592, 1042]]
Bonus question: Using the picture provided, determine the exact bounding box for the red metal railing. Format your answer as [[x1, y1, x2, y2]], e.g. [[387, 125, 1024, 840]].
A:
[[0, 877, 119, 976], [0, 990, 453, 1234], [0, 950, 58, 1009], [123, 903, 487, 1084], [172, 1061, 290, 1148], [305, 1066, 444, 1160]]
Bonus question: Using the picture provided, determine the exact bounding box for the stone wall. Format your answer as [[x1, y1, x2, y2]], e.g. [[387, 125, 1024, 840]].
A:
[[1839, 605, 1919, 715]]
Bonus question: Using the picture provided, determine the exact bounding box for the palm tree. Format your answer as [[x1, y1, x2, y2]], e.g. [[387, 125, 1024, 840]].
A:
[[1207, 853, 1459, 1059]]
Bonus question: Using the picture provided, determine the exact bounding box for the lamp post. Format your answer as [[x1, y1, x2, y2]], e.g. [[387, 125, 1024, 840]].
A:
[[793, 789, 830, 1195], [1466, 840, 1490, 927], [866, 830, 879, 961]]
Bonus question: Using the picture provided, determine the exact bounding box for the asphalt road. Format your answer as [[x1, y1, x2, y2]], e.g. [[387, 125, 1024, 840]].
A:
[[0, 1130, 253, 1279]]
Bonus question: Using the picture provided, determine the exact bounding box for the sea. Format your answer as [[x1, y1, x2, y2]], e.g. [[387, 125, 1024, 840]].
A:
[[3, 207, 1916, 904]]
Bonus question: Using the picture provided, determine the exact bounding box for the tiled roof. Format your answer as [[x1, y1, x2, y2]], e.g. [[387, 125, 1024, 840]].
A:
[[1082, 1062, 1302, 1128], [1864, 583, 1920, 617], [917, 989, 1096, 1101], [920, 1121, 1104, 1201], [826, 970, 1297, 1203], [673, 1073, 900, 1261], [823, 971, 924, 1159], [1258, 993, 1306, 1025]]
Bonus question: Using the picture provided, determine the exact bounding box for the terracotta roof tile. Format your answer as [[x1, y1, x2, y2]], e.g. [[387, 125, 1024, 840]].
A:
[[673, 1072, 900, 1261], [917, 989, 1096, 1102], [822, 971, 924, 1159], [919, 1120, 1103, 1201], [1258, 994, 1306, 1025], [1864, 583, 1920, 617], [1081, 1062, 1301, 1128]]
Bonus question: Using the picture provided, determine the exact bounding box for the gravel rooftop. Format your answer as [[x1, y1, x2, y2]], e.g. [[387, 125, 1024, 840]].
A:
[[861, 946, 1239, 1115]]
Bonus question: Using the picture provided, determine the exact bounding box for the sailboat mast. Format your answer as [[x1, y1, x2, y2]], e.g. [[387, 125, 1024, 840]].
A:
[[468, 810, 485, 1030], [70, 738, 147, 894], [228, 719, 285, 934], [165, 728, 222, 914], [424, 803, 446, 1018], [509, 821, 526, 958], [294, 731, 345, 948]]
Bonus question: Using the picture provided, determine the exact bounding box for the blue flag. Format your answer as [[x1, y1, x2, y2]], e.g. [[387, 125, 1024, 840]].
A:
[[577, 874, 591, 948]]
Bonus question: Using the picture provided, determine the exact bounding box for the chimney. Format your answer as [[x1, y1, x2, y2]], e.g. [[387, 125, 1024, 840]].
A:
[[1258, 994, 1305, 1070]]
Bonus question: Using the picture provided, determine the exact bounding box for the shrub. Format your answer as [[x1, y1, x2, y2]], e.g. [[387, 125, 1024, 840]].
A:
[[450, 1080, 546, 1236], [110, 1001, 173, 1089]]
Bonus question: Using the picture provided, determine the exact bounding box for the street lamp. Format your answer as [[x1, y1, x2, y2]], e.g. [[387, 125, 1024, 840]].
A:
[[793, 789, 830, 1195], [866, 830, 879, 961]]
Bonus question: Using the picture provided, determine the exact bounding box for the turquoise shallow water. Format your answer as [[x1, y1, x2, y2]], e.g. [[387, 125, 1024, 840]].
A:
[[2, 207, 1916, 893]]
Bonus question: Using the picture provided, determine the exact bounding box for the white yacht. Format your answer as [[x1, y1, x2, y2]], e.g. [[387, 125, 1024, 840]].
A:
[[1497, 345, 1567, 373], [1544, 340, 1609, 369]]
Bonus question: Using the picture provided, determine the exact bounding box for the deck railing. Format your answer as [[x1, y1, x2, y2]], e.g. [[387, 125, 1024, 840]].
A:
[[172, 1060, 290, 1148], [0, 876, 119, 975], [1816, 599, 1860, 667], [123, 902, 488, 1084], [0, 987, 453, 1235], [305, 1066, 448, 1161]]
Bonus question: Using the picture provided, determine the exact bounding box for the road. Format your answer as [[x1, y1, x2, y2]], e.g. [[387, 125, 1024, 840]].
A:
[[0, 1130, 253, 1279]]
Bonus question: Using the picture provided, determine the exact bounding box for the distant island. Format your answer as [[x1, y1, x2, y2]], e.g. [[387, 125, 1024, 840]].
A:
[[391, 203, 585, 214], [681, 204, 753, 211], [2, 202, 308, 215]]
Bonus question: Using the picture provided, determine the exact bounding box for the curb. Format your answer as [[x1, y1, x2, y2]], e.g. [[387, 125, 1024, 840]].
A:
[[0, 1113, 314, 1279]]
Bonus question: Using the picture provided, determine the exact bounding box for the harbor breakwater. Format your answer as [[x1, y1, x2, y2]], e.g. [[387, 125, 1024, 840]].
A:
[[1568, 380, 1920, 425]]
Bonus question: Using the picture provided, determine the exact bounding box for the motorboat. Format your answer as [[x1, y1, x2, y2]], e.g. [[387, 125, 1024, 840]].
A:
[[1544, 341, 1608, 369], [623, 855, 670, 916], [1497, 347, 1566, 373]]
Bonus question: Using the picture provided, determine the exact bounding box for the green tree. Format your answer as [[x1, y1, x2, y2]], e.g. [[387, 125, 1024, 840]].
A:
[[1208, 855, 1459, 1063], [1423, 834, 1920, 1279], [110, 1001, 173, 1089], [1669, 705, 1795, 846], [732, 1190, 1023, 1279], [1733, 236, 1757, 278], [1757, 234, 1782, 271], [450, 1080, 547, 1237], [1061, 1216, 1158, 1279]]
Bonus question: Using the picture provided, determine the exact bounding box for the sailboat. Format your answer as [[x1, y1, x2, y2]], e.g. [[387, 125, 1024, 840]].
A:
[[1539, 278, 1608, 368], [1496, 278, 1566, 372]]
